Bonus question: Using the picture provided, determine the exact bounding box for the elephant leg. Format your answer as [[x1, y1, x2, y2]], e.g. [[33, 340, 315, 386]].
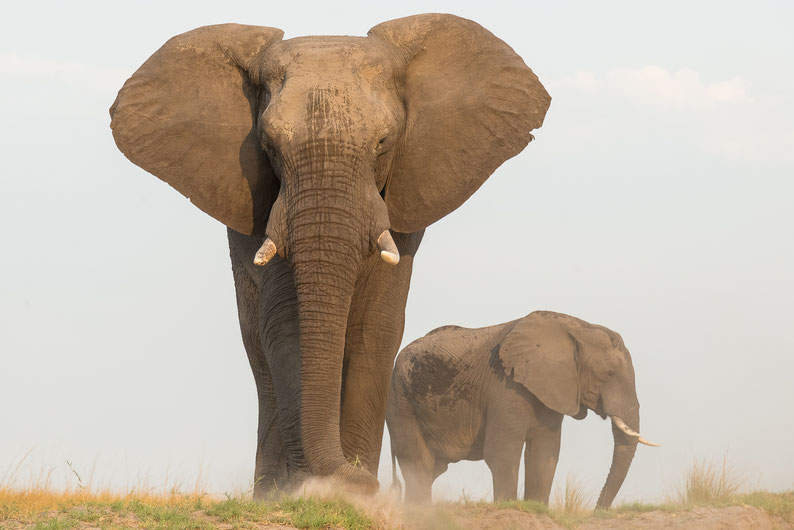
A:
[[229, 229, 308, 496], [339, 230, 423, 474], [250, 360, 289, 495], [229, 237, 288, 496], [395, 427, 435, 504], [523, 412, 563, 504], [483, 401, 528, 501]]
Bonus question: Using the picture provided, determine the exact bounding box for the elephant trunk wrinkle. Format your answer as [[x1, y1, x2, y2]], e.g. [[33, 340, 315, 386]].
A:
[[279, 141, 396, 263], [293, 255, 355, 476]]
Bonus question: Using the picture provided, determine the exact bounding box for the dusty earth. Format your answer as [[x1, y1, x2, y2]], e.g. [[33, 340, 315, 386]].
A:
[[395, 503, 793, 529], [455, 506, 787, 530], [577, 506, 790, 529]]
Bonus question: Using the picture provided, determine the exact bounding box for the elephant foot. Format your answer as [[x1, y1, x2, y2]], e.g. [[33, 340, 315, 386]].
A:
[[333, 462, 380, 495], [295, 465, 379, 499]]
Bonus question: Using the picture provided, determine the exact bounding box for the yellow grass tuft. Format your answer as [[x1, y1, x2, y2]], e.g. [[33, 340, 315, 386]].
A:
[[675, 453, 743, 506], [0, 484, 208, 517], [551, 475, 590, 515]]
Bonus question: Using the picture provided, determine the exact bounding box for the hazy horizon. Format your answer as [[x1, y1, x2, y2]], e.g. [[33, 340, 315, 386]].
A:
[[2, 0, 792, 504]]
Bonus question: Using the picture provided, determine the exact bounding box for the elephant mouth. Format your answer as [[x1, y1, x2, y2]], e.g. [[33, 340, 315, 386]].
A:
[[593, 397, 608, 419]]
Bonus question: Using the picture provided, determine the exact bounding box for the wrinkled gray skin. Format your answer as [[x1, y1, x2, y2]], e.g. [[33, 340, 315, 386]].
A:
[[387, 311, 646, 507], [109, 14, 550, 497]]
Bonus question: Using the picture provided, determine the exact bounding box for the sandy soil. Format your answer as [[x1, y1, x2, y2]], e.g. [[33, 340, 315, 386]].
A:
[[442, 505, 791, 530]]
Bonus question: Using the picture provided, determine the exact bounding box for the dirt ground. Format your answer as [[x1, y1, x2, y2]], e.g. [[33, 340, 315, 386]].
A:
[[444, 505, 791, 530]]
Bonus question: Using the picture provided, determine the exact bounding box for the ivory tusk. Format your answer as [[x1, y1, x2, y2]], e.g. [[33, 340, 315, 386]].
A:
[[377, 230, 400, 265], [611, 416, 660, 447], [253, 238, 277, 266]]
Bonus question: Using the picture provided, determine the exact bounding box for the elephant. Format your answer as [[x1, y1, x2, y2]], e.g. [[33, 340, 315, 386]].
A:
[[386, 311, 658, 507], [108, 14, 551, 496]]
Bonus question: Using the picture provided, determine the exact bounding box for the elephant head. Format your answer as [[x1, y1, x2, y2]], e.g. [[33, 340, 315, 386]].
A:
[[496, 311, 657, 508], [109, 15, 551, 491]]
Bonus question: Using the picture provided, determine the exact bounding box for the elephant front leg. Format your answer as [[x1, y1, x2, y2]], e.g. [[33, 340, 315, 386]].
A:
[[483, 406, 527, 501], [339, 231, 423, 475], [229, 237, 289, 496], [523, 413, 563, 504], [229, 229, 308, 496]]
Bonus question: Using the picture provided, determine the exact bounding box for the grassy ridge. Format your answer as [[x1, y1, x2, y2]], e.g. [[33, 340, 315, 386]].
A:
[[2, 488, 791, 529], [0, 490, 374, 529], [1, 458, 792, 528]]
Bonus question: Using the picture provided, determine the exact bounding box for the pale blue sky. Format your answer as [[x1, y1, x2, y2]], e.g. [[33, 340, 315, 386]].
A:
[[1, 1, 792, 503]]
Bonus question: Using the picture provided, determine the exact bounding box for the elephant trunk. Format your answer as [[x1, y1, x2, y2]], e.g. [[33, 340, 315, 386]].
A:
[[280, 148, 385, 493], [596, 407, 639, 509], [294, 255, 369, 483]]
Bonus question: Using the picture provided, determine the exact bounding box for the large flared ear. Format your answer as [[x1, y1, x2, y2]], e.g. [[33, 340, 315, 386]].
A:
[[495, 312, 580, 416], [110, 24, 284, 236], [368, 14, 551, 233]]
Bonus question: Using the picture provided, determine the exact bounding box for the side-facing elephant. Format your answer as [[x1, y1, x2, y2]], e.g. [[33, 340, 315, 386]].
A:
[[109, 14, 551, 496], [387, 311, 657, 507]]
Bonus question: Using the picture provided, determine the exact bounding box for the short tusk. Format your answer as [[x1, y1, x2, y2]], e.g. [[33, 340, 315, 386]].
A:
[[611, 416, 660, 447], [377, 230, 400, 265], [253, 238, 277, 266]]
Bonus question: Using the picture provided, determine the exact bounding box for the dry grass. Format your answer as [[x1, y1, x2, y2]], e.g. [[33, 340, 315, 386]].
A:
[[551, 475, 590, 515], [0, 457, 374, 529], [0, 450, 211, 521], [674, 453, 743, 506], [0, 485, 375, 529]]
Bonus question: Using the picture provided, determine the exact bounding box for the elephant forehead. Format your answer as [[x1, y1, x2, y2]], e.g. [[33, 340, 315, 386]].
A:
[[260, 36, 400, 84]]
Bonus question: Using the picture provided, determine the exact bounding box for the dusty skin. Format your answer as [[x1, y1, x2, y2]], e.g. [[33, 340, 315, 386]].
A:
[[387, 311, 657, 507]]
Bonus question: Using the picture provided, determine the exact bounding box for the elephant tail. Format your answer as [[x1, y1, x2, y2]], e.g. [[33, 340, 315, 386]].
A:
[[390, 445, 402, 500]]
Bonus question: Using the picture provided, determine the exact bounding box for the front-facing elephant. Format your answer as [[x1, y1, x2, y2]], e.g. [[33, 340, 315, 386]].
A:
[[387, 311, 657, 507], [109, 14, 551, 496]]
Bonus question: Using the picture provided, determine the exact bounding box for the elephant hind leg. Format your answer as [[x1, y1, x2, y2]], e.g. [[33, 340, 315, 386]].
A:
[[388, 371, 435, 502], [391, 423, 435, 503], [400, 442, 435, 504]]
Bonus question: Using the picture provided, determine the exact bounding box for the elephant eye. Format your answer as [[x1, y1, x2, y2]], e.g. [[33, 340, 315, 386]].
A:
[[607, 370, 616, 378], [378, 137, 388, 146]]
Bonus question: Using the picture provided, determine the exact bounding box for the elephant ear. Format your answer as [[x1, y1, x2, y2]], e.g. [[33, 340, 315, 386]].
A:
[[109, 24, 284, 236], [496, 312, 580, 416], [368, 14, 551, 233]]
